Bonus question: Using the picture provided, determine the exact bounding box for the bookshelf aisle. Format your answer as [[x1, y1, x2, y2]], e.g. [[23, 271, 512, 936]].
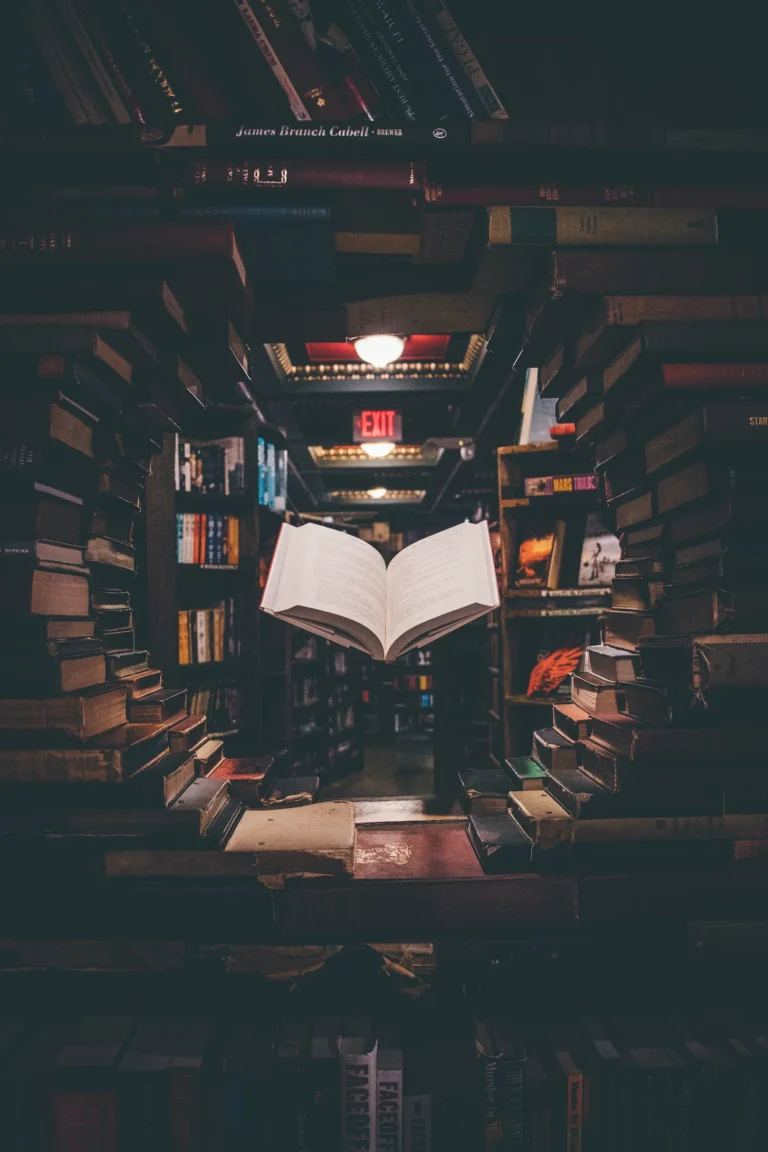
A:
[[497, 442, 613, 758]]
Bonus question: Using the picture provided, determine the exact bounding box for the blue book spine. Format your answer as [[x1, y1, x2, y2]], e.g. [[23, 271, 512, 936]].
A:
[[216, 514, 224, 564], [206, 515, 216, 564], [257, 437, 266, 506], [176, 513, 184, 563], [266, 442, 276, 510], [77, 203, 331, 223]]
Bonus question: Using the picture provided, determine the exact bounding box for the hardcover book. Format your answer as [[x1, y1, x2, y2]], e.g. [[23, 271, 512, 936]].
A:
[[578, 512, 620, 587], [512, 520, 565, 589], [261, 521, 498, 661]]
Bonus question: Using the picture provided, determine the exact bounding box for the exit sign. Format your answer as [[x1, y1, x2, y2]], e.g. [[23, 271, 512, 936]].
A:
[[353, 409, 402, 442]]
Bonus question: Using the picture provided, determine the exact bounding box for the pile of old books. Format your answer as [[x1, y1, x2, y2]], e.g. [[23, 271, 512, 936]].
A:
[[0, 299, 246, 870], [467, 270, 768, 870]]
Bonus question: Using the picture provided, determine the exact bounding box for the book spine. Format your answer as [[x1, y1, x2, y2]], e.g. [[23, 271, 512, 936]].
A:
[[426, 182, 651, 206], [488, 207, 718, 247], [54, 1090, 118, 1152], [377, 1067, 403, 1152], [418, 0, 506, 116], [340, 0, 418, 120], [660, 362, 768, 386], [25, 0, 109, 124], [176, 514, 183, 563], [109, 0, 186, 119], [341, 1049, 377, 1152], [169, 1067, 203, 1152], [394, 0, 480, 119], [603, 294, 768, 325], [257, 437, 266, 505], [501, 1055, 524, 1150], [53, 0, 132, 123], [565, 1071, 582, 1152], [0, 221, 238, 262], [403, 1095, 431, 1152], [231, 0, 349, 121], [653, 186, 768, 209], [19, 0, 89, 125], [186, 158, 421, 191], [206, 515, 216, 565], [478, 1052, 503, 1151]]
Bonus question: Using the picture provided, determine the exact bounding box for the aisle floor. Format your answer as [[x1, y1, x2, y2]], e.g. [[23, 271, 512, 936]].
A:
[[321, 735, 434, 798]]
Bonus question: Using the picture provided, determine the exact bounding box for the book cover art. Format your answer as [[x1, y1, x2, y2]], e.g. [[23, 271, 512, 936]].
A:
[[514, 522, 564, 588], [577, 513, 620, 587]]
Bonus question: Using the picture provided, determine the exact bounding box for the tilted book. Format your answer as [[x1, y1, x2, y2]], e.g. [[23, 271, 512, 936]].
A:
[[261, 521, 498, 661]]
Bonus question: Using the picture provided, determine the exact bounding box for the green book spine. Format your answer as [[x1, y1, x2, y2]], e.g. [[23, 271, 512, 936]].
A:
[[488, 207, 718, 247]]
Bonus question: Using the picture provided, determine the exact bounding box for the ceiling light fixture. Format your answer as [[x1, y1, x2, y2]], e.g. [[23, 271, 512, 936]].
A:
[[360, 441, 396, 459], [367, 486, 388, 499], [353, 335, 405, 369]]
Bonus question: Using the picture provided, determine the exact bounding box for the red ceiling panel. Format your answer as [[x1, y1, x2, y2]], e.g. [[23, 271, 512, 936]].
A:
[[305, 334, 451, 363]]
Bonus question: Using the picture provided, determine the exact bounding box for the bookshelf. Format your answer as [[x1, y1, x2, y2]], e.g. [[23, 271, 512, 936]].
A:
[[145, 414, 287, 753], [496, 443, 612, 759]]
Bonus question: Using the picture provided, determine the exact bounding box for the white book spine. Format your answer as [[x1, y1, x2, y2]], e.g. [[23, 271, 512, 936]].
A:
[[403, 1095, 431, 1152], [174, 433, 180, 492], [197, 610, 208, 663], [341, 1047, 377, 1152], [377, 1066, 403, 1152], [184, 514, 194, 565]]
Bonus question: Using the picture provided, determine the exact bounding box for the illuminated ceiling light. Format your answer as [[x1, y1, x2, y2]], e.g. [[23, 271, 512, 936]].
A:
[[360, 441, 396, 459], [367, 486, 388, 499], [353, 335, 405, 368]]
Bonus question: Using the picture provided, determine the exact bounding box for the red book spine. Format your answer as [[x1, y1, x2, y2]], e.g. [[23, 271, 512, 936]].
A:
[[54, 1092, 118, 1152], [653, 186, 768, 209], [170, 1068, 203, 1152], [186, 157, 423, 191], [232, 0, 349, 121], [0, 222, 236, 262], [424, 181, 652, 206], [660, 363, 768, 387]]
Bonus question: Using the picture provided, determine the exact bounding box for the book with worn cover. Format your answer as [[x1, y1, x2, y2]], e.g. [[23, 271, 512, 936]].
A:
[[571, 672, 624, 716], [0, 721, 171, 783], [552, 702, 591, 742], [586, 645, 640, 683], [261, 521, 498, 661], [531, 727, 578, 774], [0, 683, 125, 742], [466, 812, 533, 873], [458, 768, 511, 813], [488, 207, 717, 247], [639, 633, 768, 696], [504, 756, 548, 791], [508, 791, 573, 849], [224, 802, 356, 876]]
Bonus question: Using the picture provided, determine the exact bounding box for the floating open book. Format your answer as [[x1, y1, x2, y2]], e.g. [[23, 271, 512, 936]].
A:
[[261, 521, 499, 661]]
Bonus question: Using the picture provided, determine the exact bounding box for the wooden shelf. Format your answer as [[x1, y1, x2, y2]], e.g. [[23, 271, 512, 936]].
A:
[[498, 443, 560, 456], [500, 494, 602, 510], [9, 821, 768, 943]]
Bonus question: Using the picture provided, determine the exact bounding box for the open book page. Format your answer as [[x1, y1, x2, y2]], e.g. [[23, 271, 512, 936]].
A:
[[261, 523, 388, 658], [384, 521, 498, 660]]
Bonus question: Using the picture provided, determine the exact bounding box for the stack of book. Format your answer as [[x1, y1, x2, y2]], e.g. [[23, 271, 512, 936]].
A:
[[0, 307, 246, 864], [503, 292, 768, 861]]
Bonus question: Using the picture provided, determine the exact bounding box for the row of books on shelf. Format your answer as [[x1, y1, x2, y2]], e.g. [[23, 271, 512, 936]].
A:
[[6, 0, 506, 129], [329, 703, 356, 734], [511, 511, 619, 591], [178, 600, 242, 664], [188, 682, 242, 734], [257, 437, 288, 513], [393, 674, 433, 692], [3, 973, 768, 1150], [176, 513, 240, 566], [293, 677, 319, 707], [175, 436, 246, 496]]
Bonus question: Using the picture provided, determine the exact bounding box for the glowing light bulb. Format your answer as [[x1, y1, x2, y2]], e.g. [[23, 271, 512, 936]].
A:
[[361, 441, 395, 459], [353, 335, 405, 368], [367, 486, 388, 499]]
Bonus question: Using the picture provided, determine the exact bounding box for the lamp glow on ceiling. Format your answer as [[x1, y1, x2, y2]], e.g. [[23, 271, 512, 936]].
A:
[[353, 335, 405, 368], [367, 486, 388, 499], [360, 441, 396, 459]]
